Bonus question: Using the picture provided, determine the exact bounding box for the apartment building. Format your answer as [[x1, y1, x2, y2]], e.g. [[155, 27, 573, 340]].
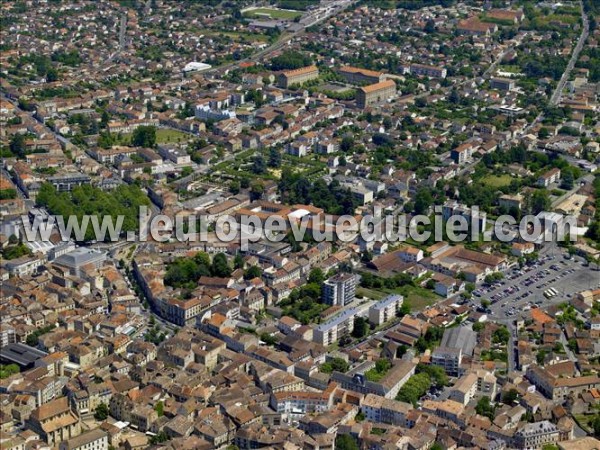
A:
[[514, 421, 560, 450], [361, 393, 413, 426], [322, 273, 358, 306], [526, 365, 600, 401], [368, 295, 403, 326], [277, 65, 319, 89], [313, 304, 369, 346], [491, 77, 516, 91], [448, 372, 478, 405], [356, 79, 396, 109], [269, 383, 337, 419], [338, 66, 386, 85], [537, 168, 561, 187], [331, 360, 416, 399], [410, 64, 447, 79]]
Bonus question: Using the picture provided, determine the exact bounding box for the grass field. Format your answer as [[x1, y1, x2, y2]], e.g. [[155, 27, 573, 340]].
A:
[[483, 174, 512, 188], [155, 128, 192, 144], [118, 128, 192, 146], [199, 30, 270, 42], [243, 7, 302, 20], [358, 285, 440, 312]]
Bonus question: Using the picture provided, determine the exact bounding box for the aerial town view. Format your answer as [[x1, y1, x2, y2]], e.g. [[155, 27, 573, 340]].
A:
[[1, 0, 600, 449]]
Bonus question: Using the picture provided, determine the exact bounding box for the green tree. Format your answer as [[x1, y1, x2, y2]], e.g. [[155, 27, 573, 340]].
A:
[[94, 403, 109, 421], [502, 388, 519, 405], [9, 133, 27, 158], [493, 326, 510, 345], [229, 180, 241, 195], [424, 19, 436, 33], [211, 253, 231, 278], [335, 434, 360, 450], [149, 431, 169, 445], [530, 190, 551, 214], [131, 125, 157, 148], [320, 357, 350, 374], [234, 254, 244, 270], [475, 396, 496, 420], [244, 265, 262, 280], [250, 181, 264, 201], [268, 147, 282, 168], [154, 401, 164, 417], [352, 317, 369, 339], [252, 154, 267, 174], [308, 268, 325, 284]]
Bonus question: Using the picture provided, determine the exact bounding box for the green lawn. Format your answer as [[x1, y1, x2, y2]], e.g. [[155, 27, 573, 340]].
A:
[[392, 285, 439, 312], [358, 285, 440, 312], [243, 7, 302, 20], [198, 30, 270, 42], [118, 128, 192, 146], [155, 128, 192, 144], [357, 287, 386, 300], [483, 174, 512, 188]]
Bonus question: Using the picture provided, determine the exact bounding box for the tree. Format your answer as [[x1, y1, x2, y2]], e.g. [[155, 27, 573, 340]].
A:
[[268, 147, 282, 168], [530, 190, 551, 214], [320, 357, 349, 374], [424, 19, 436, 33], [244, 265, 262, 280], [414, 188, 433, 214], [260, 332, 278, 346], [308, 268, 325, 284], [340, 135, 354, 153], [502, 388, 519, 405], [9, 133, 26, 158], [211, 253, 231, 278], [250, 181, 264, 201], [493, 326, 510, 345], [234, 254, 244, 270], [352, 317, 369, 339], [252, 154, 266, 174], [592, 414, 600, 436], [397, 302, 411, 317], [396, 344, 408, 358], [149, 431, 169, 445], [560, 170, 574, 190], [538, 127, 550, 139], [475, 396, 496, 420], [270, 50, 312, 71], [94, 403, 109, 421], [448, 89, 460, 104], [131, 125, 157, 148], [154, 401, 164, 417], [229, 180, 240, 195], [336, 434, 359, 450]]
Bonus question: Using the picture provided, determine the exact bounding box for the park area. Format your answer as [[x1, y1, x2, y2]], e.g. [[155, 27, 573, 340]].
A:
[[482, 174, 512, 188], [357, 284, 440, 312], [243, 7, 302, 20]]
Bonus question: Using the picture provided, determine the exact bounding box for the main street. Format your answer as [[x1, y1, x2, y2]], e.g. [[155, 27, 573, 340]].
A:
[[521, 0, 589, 134], [549, 0, 589, 106], [206, 0, 357, 77]]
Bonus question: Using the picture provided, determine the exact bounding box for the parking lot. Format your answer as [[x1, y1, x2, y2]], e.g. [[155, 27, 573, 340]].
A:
[[472, 253, 599, 320]]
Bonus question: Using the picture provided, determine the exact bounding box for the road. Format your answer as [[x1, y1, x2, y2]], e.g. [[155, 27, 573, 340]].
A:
[[549, 0, 589, 106], [551, 174, 595, 208], [205, 0, 357, 76], [521, 0, 589, 134]]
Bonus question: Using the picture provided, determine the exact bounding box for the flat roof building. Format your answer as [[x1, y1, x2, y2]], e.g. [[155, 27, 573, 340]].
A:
[[0, 343, 48, 369]]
